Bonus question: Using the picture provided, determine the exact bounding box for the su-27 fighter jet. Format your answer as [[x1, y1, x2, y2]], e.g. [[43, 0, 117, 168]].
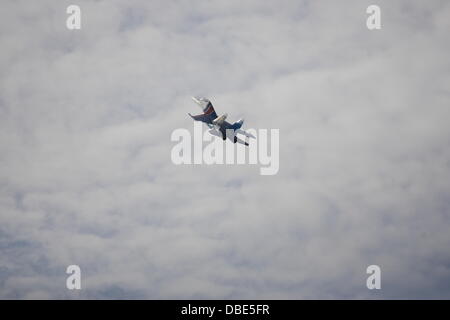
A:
[[189, 97, 255, 146]]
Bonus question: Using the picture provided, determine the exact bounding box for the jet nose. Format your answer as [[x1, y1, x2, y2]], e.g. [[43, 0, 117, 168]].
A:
[[191, 97, 200, 104]]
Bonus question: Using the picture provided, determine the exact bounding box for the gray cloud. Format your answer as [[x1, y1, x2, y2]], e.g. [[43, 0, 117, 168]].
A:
[[1, 0, 450, 299]]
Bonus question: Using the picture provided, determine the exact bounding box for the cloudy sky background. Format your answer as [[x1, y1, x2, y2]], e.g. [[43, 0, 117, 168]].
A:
[[1, 0, 450, 299]]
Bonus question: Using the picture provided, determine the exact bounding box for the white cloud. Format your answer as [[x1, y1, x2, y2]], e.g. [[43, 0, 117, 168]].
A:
[[1, 0, 450, 299]]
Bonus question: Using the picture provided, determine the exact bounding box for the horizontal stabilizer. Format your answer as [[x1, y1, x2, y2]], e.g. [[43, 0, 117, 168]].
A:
[[235, 129, 256, 139]]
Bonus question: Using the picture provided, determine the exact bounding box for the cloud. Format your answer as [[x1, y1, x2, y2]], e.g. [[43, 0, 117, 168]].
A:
[[1, 0, 450, 299]]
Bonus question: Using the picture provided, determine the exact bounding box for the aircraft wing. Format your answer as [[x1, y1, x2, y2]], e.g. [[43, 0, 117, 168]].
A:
[[189, 97, 218, 124], [189, 112, 213, 123], [208, 128, 249, 146]]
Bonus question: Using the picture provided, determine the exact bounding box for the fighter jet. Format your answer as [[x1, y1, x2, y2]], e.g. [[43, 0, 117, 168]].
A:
[[189, 97, 255, 146]]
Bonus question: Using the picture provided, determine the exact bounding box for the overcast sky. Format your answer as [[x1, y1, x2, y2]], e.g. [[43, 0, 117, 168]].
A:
[[1, 0, 450, 299]]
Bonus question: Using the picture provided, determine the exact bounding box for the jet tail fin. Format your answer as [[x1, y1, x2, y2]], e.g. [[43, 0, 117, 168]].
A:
[[231, 118, 244, 130]]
